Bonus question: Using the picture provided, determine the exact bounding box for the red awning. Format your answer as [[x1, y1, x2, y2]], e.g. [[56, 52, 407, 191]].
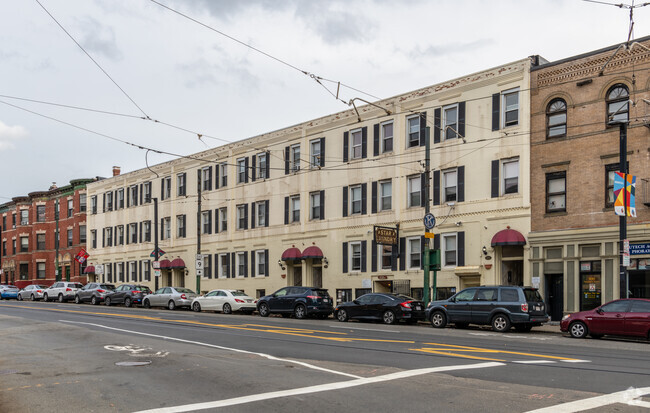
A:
[[159, 259, 172, 268], [170, 258, 186, 269], [491, 228, 526, 246], [281, 247, 303, 261], [302, 246, 323, 259], [83, 266, 95, 274]]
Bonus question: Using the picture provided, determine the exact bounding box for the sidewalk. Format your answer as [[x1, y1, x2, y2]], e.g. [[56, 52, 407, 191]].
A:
[[535, 321, 563, 335]]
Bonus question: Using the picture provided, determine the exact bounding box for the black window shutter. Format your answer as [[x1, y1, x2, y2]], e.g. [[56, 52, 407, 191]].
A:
[[343, 132, 349, 163], [319, 138, 326, 167], [399, 237, 406, 271], [160, 179, 164, 200], [458, 166, 465, 203], [231, 252, 236, 278], [208, 210, 212, 234], [361, 183, 367, 215], [139, 222, 142, 243], [458, 231, 465, 266], [371, 240, 377, 272], [244, 204, 249, 230], [266, 155, 271, 178], [342, 187, 348, 217], [420, 236, 425, 269], [342, 242, 348, 273], [319, 190, 325, 220], [251, 250, 255, 277], [434, 234, 440, 251], [434, 108, 441, 144], [361, 240, 367, 272], [244, 157, 250, 183], [250, 202, 256, 229], [361, 126, 368, 159], [214, 209, 219, 233], [433, 170, 441, 206], [215, 166, 220, 189], [102, 228, 105, 247], [285, 146, 290, 174], [126, 189, 130, 208], [492, 93, 500, 131], [134, 223, 138, 243], [103, 193, 106, 212], [243, 251, 248, 277], [373, 123, 379, 156], [138, 260, 142, 282], [251, 155, 256, 182], [139, 184, 143, 204], [491, 160, 500, 198], [371, 181, 377, 214], [264, 249, 269, 276], [391, 244, 398, 271], [419, 112, 427, 146], [284, 196, 289, 225], [458, 101, 466, 138], [225, 253, 230, 278], [265, 200, 270, 227], [420, 173, 426, 207], [208, 166, 213, 190]]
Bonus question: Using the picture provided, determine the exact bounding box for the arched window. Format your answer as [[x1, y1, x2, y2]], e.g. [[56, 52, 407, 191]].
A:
[[546, 98, 567, 138], [606, 84, 629, 124]]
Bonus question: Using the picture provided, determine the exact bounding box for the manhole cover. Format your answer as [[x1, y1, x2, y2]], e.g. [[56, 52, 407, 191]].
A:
[[115, 361, 152, 367], [0, 369, 17, 375]]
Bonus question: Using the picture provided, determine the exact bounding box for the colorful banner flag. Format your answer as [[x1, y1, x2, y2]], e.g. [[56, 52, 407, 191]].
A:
[[614, 172, 636, 217], [75, 248, 89, 264]]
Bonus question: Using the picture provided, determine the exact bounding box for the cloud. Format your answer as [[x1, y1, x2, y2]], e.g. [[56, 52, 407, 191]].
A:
[[75, 16, 122, 60], [177, 57, 260, 92], [407, 39, 495, 60], [0, 121, 27, 150]]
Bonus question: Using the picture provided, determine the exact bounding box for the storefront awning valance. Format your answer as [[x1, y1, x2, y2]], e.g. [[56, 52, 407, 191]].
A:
[[281, 247, 303, 261], [302, 246, 323, 259], [83, 266, 95, 274], [159, 259, 172, 268], [491, 228, 526, 246], [170, 258, 186, 269]]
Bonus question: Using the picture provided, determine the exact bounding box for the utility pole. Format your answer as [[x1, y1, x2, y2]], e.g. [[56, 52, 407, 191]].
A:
[[619, 122, 629, 299], [196, 169, 202, 295], [55, 199, 60, 282], [154, 197, 159, 291], [423, 126, 431, 304]]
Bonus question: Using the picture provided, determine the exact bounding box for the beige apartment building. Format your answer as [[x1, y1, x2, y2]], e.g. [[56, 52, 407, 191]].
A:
[[85, 57, 539, 303]]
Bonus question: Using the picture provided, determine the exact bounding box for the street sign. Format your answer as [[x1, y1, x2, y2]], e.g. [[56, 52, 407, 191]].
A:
[[623, 239, 630, 267], [196, 258, 204, 270], [196, 254, 204, 261], [95, 264, 104, 275], [423, 213, 436, 230], [152, 261, 160, 269], [150, 248, 166, 258], [374, 226, 398, 245], [154, 269, 161, 277], [424, 232, 435, 239], [196, 268, 204, 277]]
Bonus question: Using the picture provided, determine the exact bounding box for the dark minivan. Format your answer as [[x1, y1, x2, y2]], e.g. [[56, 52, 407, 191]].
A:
[[425, 286, 549, 332], [257, 286, 333, 319]]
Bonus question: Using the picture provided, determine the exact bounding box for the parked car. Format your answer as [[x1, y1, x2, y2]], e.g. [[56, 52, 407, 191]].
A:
[[425, 286, 549, 332], [191, 289, 257, 314], [561, 298, 650, 339], [104, 284, 152, 307], [257, 286, 333, 319], [335, 293, 426, 325], [0, 285, 20, 300], [142, 287, 198, 310], [17, 285, 48, 301], [75, 283, 116, 305], [42, 282, 84, 303]]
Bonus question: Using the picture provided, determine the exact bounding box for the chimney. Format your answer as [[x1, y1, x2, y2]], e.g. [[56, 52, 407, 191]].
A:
[[112, 166, 121, 177]]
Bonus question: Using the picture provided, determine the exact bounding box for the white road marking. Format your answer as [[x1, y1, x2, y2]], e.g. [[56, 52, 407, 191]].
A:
[[559, 359, 591, 363], [104, 344, 169, 358], [59, 320, 361, 379], [327, 325, 399, 333], [134, 361, 505, 413], [526, 386, 650, 412], [512, 360, 555, 364]]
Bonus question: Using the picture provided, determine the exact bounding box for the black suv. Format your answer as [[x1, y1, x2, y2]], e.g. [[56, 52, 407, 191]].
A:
[[257, 286, 333, 319], [104, 284, 153, 307], [425, 286, 549, 332]]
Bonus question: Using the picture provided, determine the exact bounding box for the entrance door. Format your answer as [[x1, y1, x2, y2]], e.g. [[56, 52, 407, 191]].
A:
[[293, 267, 302, 286], [580, 272, 601, 311], [501, 261, 523, 286], [547, 274, 564, 321], [312, 267, 322, 288]]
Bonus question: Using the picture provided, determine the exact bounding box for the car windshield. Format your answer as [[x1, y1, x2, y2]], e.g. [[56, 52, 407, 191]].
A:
[[100, 284, 116, 290], [311, 289, 330, 297], [136, 286, 152, 293], [231, 291, 248, 297], [175, 288, 195, 294], [524, 289, 542, 302]]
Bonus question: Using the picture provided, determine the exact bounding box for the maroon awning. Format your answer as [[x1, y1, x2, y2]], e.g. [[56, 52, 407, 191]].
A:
[[491, 228, 526, 246], [281, 247, 302, 261], [170, 258, 186, 269], [302, 246, 323, 259], [83, 266, 95, 274], [159, 259, 172, 269]]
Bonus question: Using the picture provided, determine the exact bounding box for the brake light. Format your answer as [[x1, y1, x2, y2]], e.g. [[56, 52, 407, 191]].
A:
[[36, 290, 42, 293], [307, 295, 319, 300], [131, 290, 141, 294], [400, 301, 412, 308], [180, 294, 187, 299], [66, 288, 72, 292], [235, 298, 245, 303], [521, 303, 529, 312], [97, 289, 106, 293]]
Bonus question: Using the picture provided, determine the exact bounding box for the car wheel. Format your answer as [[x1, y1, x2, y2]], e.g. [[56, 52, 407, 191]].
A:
[[382, 310, 396, 325], [192, 302, 201, 312], [143, 299, 150, 309], [58, 294, 65, 303], [430, 311, 447, 328], [168, 300, 176, 311], [514, 324, 532, 333], [105, 297, 112, 306], [336, 309, 349, 322], [491, 314, 512, 332], [223, 303, 232, 314], [258, 303, 269, 317], [91, 296, 98, 305], [30, 294, 36, 301], [124, 298, 132, 308], [17, 294, 23, 301], [43, 293, 49, 302], [569, 321, 588, 339], [294, 304, 307, 319], [74, 295, 81, 304]]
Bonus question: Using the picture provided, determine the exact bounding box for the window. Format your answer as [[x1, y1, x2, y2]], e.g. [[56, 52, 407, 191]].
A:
[[117, 189, 124, 209], [290, 195, 300, 223], [546, 172, 566, 212], [443, 104, 458, 140], [236, 252, 246, 277], [502, 88, 519, 127], [162, 176, 171, 200], [143, 221, 151, 242], [310, 192, 321, 220], [37, 262, 46, 279], [502, 159, 519, 194], [105, 192, 113, 211], [117, 226, 124, 245], [219, 163, 228, 187], [218, 254, 229, 278], [12, 239, 16, 253], [162, 217, 171, 240], [177, 173, 186, 196], [116, 262, 124, 282], [2, 241, 5, 257], [219, 207, 228, 232], [310, 139, 321, 168], [3, 215, 6, 230], [606, 164, 622, 208], [442, 234, 457, 267], [129, 262, 137, 282], [237, 205, 247, 230], [256, 201, 266, 227], [407, 237, 421, 269], [91, 230, 97, 249], [201, 211, 212, 234], [105, 264, 112, 283], [143, 260, 151, 281], [407, 115, 421, 148], [80, 225, 87, 244], [128, 186, 137, 207], [350, 128, 363, 160], [12, 213, 16, 228], [255, 250, 267, 277], [20, 236, 29, 252], [607, 84, 629, 124], [203, 255, 211, 279], [37, 206, 46, 222], [67, 229, 73, 246], [105, 227, 113, 247], [237, 158, 247, 183], [125, 223, 134, 244], [381, 121, 393, 153], [37, 234, 46, 250], [143, 182, 152, 203], [547, 99, 567, 138], [407, 175, 421, 207], [290, 144, 300, 172], [379, 180, 392, 211], [350, 242, 362, 272], [257, 153, 268, 179], [67, 199, 74, 217], [20, 210, 28, 225], [380, 244, 393, 270], [202, 167, 212, 191], [443, 169, 457, 202], [350, 185, 362, 215]]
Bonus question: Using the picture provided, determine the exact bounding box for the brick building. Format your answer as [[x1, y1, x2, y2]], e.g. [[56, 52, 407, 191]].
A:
[[1, 179, 96, 288], [529, 36, 650, 320]]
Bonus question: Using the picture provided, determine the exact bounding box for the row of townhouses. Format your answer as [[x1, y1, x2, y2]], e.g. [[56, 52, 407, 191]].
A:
[[2, 37, 650, 321]]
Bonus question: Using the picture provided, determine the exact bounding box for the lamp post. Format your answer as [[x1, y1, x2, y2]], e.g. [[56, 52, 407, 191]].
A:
[[619, 122, 629, 299], [154, 197, 159, 291]]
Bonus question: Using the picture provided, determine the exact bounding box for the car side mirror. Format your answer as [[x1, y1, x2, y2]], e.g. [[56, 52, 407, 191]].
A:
[[353, 300, 359, 305], [596, 308, 603, 314]]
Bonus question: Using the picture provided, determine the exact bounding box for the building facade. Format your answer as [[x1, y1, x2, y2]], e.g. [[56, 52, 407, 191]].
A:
[[529, 37, 650, 320], [86, 57, 540, 303], [0, 179, 94, 288]]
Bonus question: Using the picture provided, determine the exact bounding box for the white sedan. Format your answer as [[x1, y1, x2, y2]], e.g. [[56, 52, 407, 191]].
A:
[[191, 289, 257, 314]]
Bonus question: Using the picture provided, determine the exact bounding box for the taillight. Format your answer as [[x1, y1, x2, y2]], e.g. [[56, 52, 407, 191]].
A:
[[36, 290, 42, 293], [66, 288, 72, 292], [235, 298, 245, 303], [97, 289, 106, 293], [307, 295, 319, 301], [521, 303, 529, 312], [132, 290, 141, 294], [180, 294, 187, 299], [400, 301, 412, 308]]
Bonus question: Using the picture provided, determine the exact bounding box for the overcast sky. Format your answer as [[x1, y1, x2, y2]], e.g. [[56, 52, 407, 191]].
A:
[[1, 0, 648, 199]]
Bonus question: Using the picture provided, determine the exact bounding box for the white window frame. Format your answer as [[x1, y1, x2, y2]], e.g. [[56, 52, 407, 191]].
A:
[[201, 211, 211, 234], [502, 88, 519, 128], [257, 153, 267, 179], [162, 217, 171, 240], [309, 192, 321, 220], [143, 221, 151, 242], [117, 189, 124, 209], [176, 215, 185, 238], [407, 237, 421, 269], [350, 184, 362, 215], [378, 243, 393, 270], [290, 144, 301, 172], [128, 186, 137, 207], [381, 121, 393, 153], [20, 209, 28, 225], [218, 254, 228, 278], [406, 115, 420, 148], [201, 167, 211, 191], [236, 205, 246, 230], [219, 207, 227, 232], [290, 195, 300, 223], [443, 103, 459, 140], [255, 250, 266, 277], [67, 199, 74, 217], [219, 163, 228, 187], [162, 176, 172, 200], [129, 261, 137, 282], [350, 241, 362, 272], [177, 173, 186, 196], [237, 158, 246, 184], [379, 180, 392, 211], [442, 233, 458, 267], [143, 182, 152, 203], [117, 225, 124, 245], [502, 158, 519, 195], [256, 201, 266, 227], [310, 139, 321, 168], [407, 175, 421, 208], [443, 169, 457, 203], [350, 128, 363, 160], [143, 260, 150, 280], [128, 223, 137, 243], [236, 252, 246, 278]]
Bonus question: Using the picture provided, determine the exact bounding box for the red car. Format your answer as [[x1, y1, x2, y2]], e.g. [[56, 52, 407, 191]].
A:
[[561, 298, 650, 339]]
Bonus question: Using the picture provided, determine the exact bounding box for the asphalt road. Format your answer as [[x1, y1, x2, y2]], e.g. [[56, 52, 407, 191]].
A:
[[0, 300, 649, 412]]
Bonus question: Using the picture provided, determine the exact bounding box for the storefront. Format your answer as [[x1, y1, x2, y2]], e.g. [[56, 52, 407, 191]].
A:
[[627, 242, 650, 298]]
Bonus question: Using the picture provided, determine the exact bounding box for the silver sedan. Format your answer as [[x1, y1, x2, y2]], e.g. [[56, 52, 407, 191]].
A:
[[142, 287, 198, 310], [17, 285, 48, 301]]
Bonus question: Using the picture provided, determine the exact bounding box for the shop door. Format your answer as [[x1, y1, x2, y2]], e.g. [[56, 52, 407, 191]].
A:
[[580, 273, 601, 311], [547, 274, 564, 321]]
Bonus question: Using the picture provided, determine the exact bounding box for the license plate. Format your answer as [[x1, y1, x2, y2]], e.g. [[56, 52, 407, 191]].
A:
[[535, 306, 541, 311], [416, 306, 422, 310], [246, 299, 252, 303], [323, 298, 329, 302]]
